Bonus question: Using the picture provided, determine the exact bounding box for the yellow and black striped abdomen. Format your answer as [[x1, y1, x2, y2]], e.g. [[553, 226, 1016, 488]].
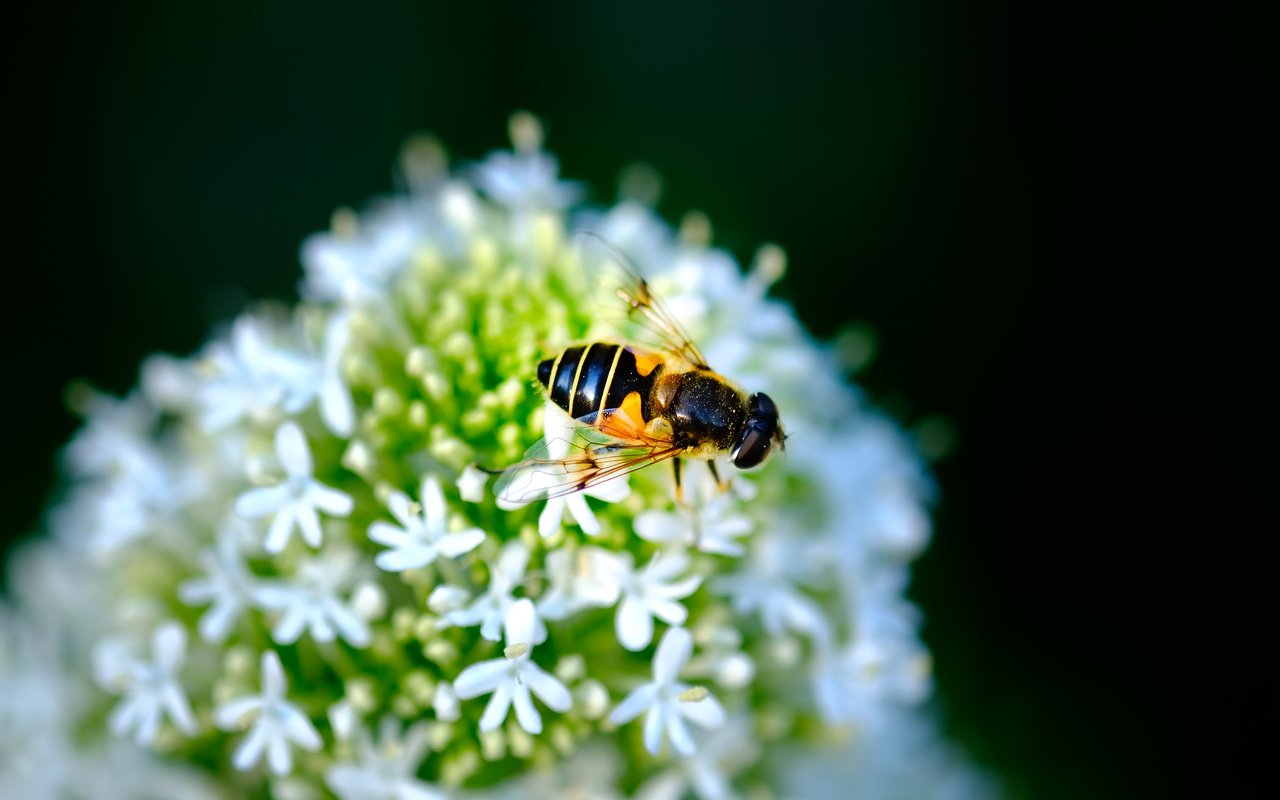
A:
[[538, 343, 663, 422]]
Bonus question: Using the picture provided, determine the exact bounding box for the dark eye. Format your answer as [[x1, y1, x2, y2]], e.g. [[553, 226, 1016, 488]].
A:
[[732, 426, 772, 469], [733, 393, 779, 469]]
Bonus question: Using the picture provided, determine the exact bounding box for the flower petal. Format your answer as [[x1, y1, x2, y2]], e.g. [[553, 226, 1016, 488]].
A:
[[511, 683, 542, 734], [235, 485, 288, 519], [503, 598, 537, 647], [523, 663, 572, 712], [310, 484, 354, 516], [653, 626, 693, 684], [438, 528, 485, 558], [616, 595, 654, 652], [152, 621, 186, 672], [478, 682, 513, 732], [608, 684, 657, 725], [276, 421, 312, 478], [677, 690, 726, 729], [261, 650, 287, 699], [420, 476, 446, 530], [453, 659, 509, 698], [642, 704, 666, 755], [232, 720, 269, 771]]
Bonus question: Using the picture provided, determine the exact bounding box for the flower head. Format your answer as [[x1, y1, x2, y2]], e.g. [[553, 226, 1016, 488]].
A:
[[452, 599, 572, 735], [215, 650, 321, 775], [2, 115, 988, 799], [608, 626, 725, 756], [235, 420, 354, 553]]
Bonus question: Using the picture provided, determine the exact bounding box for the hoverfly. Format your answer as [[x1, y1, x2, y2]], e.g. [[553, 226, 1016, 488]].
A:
[[494, 233, 785, 507]]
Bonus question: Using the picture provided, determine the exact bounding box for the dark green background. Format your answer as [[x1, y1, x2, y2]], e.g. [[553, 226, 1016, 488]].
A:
[[5, 2, 1242, 797]]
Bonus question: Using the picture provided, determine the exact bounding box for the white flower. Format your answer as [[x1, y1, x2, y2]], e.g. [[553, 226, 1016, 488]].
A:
[[215, 650, 321, 775], [713, 530, 832, 645], [634, 473, 754, 557], [325, 717, 446, 800], [446, 540, 544, 643], [252, 549, 371, 647], [452, 599, 572, 735], [455, 464, 489, 503], [198, 315, 323, 431], [537, 547, 623, 621], [471, 113, 580, 213], [608, 626, 725, 756], [300, 208, 417, 304], [178, 526, 257, 643], [601, 550, 701, 651], [368, 476, 485, 572], [235, 421, 353, 553], [634, 717, 759, 800], [99, 622, 197, 746]]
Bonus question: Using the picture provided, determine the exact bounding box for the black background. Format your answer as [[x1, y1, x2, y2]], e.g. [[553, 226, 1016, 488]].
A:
[[4, 2, 1248, 797]]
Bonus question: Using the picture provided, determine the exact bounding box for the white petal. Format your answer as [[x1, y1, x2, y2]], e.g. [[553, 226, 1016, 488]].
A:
[[420, 476, 446, 529], [496, 541, 530, 583], [634, 511, 683, 544], [654, 575, 702, 600], [666, 712, 695, 756], [504, 598, 537, 647], [295, 505, 324, 548], [456, 464, 488, 503], [161, 682, 197, 734], [215, 697, 263, 729], [264, 508, 296, 553], [235, 485, 289, 519], [538, 497, 565, 537], [585, 472, 630, 502], [375, 546, 433, 573], [329, 603, 371, 647], [280, 705, 322, 750], [649, 599, 689, 627], [276, 421, 313, 478], [511, 683, 542, 734], [438, 528, 486, 558], [368, 521, 411, 548], [433, 682, 461, 722], [642, 705, 666, 755], [523, 663, 572, 712], [453, 659, 509, 698], [616, 595, 654, 652], [478, 682, 513, 732], [565, 494, 600, 535], [267, 727, 293, 775], [609, 684, 658, 726], [232, 721, 269, 770], [677, 691, 726, 729], [321, 376, 355, 437], [152, 622, 186, 672], [272, 607, 308, 645], [310, 484, 354, 516], [653, 627, 693, 684], [261, 650, 287, 699]]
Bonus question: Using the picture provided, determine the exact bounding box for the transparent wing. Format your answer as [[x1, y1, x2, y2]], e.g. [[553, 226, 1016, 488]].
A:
[[575, 232, 710, 370], [494, 407, 681, 506]]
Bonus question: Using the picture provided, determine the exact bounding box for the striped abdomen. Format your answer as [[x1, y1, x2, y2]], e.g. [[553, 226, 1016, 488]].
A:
[[538, 343, 663, 422]]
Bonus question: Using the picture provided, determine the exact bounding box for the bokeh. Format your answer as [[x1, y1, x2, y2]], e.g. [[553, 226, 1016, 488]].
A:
[[8, 2, 1226, 797]]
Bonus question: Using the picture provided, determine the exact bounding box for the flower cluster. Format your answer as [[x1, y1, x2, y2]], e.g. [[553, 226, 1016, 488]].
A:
[[0, 113, 992, 798]]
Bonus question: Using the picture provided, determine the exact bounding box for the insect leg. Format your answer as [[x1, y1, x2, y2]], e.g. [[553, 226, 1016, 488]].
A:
[[708, 460, 730, 493]]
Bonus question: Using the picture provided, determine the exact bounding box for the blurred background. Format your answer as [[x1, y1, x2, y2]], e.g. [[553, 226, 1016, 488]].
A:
[[5, 1, 1241, 797]]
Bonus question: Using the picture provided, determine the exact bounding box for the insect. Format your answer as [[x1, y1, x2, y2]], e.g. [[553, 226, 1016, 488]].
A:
[[494, 233, 785, 507]]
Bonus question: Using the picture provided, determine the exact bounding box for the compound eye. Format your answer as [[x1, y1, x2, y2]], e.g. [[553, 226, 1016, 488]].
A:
[[733, 425, 772, 469]]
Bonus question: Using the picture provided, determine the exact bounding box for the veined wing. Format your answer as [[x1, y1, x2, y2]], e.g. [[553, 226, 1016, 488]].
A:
[[494, 406, 682, 506], [575, 232, 710, 370]]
